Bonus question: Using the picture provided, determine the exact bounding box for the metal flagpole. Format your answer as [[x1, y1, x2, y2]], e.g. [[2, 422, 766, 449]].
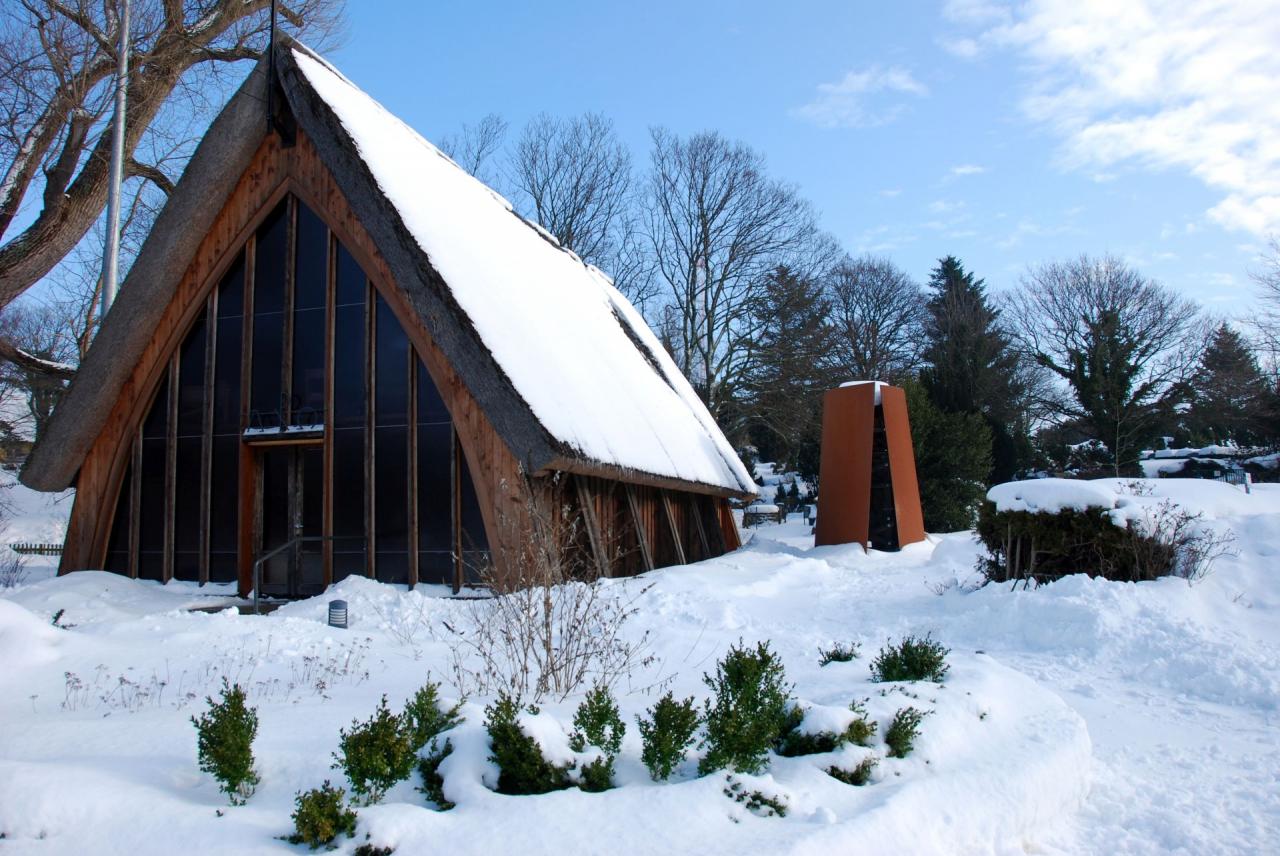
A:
[[100, 0, 130, 319]]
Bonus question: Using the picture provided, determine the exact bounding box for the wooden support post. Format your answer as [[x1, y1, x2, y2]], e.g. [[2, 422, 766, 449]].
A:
[[690, 494, 711, 560], [624, 484, 654, 572], [163, 357, 178, 583], [659, 490, 687, 566], [574, 475, 611, 578]]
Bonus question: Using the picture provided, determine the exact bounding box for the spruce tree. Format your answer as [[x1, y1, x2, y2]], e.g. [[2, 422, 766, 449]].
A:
[[918, 257, 1023, 483], [903, 378, 992, 532], [744, 265, 838, 471], [1186, 324, 1275, 447]]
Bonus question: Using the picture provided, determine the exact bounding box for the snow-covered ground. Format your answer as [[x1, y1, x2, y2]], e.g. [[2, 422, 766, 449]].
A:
[[1, 479, 1278, 853]]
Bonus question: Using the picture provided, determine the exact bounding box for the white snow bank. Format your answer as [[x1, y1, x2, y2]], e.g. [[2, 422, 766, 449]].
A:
[[0, 599, 65, 670], [289, 47, 752, 495], [3, 571, 238, 626], [988, 477, 1280, 528]]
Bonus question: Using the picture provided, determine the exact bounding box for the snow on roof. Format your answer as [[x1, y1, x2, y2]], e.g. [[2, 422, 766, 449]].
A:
[[291, 48, 752, 495]]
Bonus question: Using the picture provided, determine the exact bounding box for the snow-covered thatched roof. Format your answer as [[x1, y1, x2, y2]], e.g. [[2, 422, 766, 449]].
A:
[[22, 40, 754, 498]]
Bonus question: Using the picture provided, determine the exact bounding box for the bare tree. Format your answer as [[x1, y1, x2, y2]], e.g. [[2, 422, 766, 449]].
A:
[[1007, 254, 1209, 474], [0, 291, 84, 440], [438, 112, 507, 187], [1252, 235, 1280, 368], [509, 112, 654, 307], [0, 0, 345, 317], [827, 254, 925, 383], [642, 128, 821, 420]]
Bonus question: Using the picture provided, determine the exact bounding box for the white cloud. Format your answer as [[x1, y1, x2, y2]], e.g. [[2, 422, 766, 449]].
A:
[[950, 164, 987, 176], [939, 37, 982, 59], [880, 188, 903, 198], [958, 0, 1280, 236], [929, 199, 965, 214], [794, 65, 927, 128]]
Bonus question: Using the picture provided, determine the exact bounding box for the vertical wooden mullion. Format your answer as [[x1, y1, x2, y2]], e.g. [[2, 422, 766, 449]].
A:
[[407, 355, 419, 587], [322, 231, 335, 586], [690, 493, 711, 560], [625, 484, 654, 572], [163, 356, 178, 582], [575, 475, 611, 578], [660, 490, 687, 566], [451, 427, 462, 593], [237, 236, 256, 595], [364, 278, 375, 578], [280, 196, 296, 425], [199, 292, 217, 585], [128, 432, 142, 579]]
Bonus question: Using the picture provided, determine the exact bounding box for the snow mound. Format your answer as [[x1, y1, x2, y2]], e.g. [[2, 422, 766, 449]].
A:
[[988, 477, 1280, 528], [0, 599, 64, 670], [3, 571, 237, 626]]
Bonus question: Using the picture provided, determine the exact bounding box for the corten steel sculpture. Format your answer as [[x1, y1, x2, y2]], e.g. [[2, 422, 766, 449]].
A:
[[815, 382, 925, 551]]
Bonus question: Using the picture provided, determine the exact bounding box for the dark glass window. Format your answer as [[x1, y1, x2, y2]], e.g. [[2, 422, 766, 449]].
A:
[[209, 435, 239, 583], [173, 436, 203, 580], [416, 423, 452, 551], [294, 203, 327, 310], [417, 358, 448, 425], [374, 295, 409, 427], [250, 199, 288, 422], [292, 306, 325, 424], [375, 426, 409, 553], [177, 311, 207, 437], [332, 426, 366, 578], [138, 376, 169, 581], [104, 464, 132, 575], [212, 256, 244, 435], [335, 242, 365, 307], [333, 304, 365, 429]]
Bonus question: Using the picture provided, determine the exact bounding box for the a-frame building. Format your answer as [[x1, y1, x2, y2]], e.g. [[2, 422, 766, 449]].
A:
[[20, 40, 755, 597]]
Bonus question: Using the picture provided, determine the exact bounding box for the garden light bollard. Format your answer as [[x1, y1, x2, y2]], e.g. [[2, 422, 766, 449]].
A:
[[328, 599, 348, 629]]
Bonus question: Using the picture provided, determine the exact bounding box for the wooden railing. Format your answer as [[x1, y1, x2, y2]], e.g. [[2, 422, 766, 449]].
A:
[[9, 542, 63, 556]]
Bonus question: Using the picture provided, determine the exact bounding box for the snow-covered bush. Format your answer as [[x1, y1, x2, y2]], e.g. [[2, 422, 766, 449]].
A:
[[484, 691, 571, 795], [977, 499, 1234, 585], [402, 682, 463, 752], [288, 780, 357, 849], [885, 707, 930, 758], [826, 756, 878, 786], [333, 695, 416, 805], [775, 701, 877, 756], [699, 640, 794, 775], [569, 683, 625, 792], [637, 691, 700, 781], [190, 680, 259, 805], [871, 634, 950, 683], [817, 641, 860, 666], [416, 738, 454, 810], [723, 776, 789, 818]]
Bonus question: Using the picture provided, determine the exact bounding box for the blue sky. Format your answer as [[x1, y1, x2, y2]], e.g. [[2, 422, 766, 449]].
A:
[[327, 0, 1275, 312]]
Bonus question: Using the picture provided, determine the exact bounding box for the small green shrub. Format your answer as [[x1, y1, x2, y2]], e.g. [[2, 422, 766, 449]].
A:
[[637, 691, 699, 781], [416, 738, 454, 810], [191, 679, 259, 805], [724, 777, 788, 818], [885, 707, 930, 758], [774, 701, 877, 756], [352, 845, 394, 856], [699, 640, 794, 775], [484, 691, 571, 795], [402, 682, 463, 752], [826, 756, 878, 786], [871, 634, 950, 683], [569, 683, 624, 792], [333, 695, 416, 805], [288, 780, 357, 849], [818, 642, 861, 666]]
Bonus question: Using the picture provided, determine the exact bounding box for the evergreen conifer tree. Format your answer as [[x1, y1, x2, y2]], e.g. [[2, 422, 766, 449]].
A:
[[1186, 324, 1276, 447], [744, 265, 838, 471], [919, 256, 1023, 483]]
